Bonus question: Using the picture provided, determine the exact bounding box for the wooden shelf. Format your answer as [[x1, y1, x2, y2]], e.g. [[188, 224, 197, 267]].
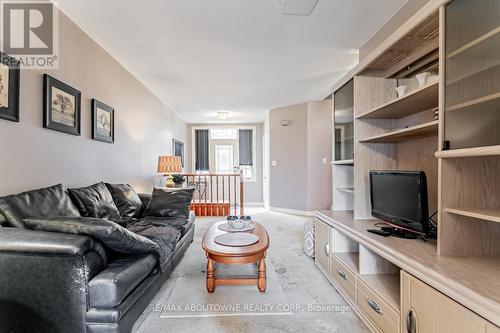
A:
[[336, 186, 354, 194], [446, 91, 500, 113], [335, 252, 359, 274], [447, 26, 500, 60], [359, 274, 400, 311], [360, 120, 438, 143], [445, 208, 500, 224], [435, 145, 500, 158], [332, 159, 354, 165], [357, 82, 438, 119]]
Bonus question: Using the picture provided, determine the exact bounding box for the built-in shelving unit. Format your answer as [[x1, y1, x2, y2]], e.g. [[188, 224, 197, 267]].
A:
[[357, 82, 438, 119], [336, 186, 354, 194], [360, 120, 438, 143], [437, 0, 500, 257], [445, 208, 500, 224], [358, 274, 400, 310], [335, 252, 359, 273], [435, 145, 500, 158], [332, 159, 354, 165], [446, 26, 500, 60]]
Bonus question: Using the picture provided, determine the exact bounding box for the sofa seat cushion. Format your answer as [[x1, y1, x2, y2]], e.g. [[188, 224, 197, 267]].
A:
[[105, 184, 143, 219], [67, 182, 123, 224], [0, 184, 80, 228], [89, 254, 157, 308]]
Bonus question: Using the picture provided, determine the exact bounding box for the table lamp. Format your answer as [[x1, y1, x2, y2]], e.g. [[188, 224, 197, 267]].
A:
[[157, 156, 182, 188]]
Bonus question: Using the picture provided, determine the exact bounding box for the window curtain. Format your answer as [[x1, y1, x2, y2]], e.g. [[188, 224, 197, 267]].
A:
[[195, 129, 209, 171], [239, 129, 253, 166]]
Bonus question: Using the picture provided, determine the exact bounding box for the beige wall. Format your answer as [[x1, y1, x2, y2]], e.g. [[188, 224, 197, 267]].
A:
[[269, 101, 332, 212], [269, 104, 308, 210], [359, 0, 433, 61], [186, 123, 264, 204], [0, 11, 187, 196]]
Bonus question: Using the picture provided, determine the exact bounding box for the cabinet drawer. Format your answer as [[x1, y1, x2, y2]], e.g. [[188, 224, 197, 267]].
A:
[[357, 279, 398, 333], [331, 256, 356, 299]]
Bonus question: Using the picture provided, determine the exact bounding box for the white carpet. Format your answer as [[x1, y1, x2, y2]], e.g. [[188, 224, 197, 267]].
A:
[[132, 211, 369, 333]]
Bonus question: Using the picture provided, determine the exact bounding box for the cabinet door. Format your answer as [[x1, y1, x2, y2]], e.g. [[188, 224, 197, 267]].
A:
[[314, 219, 331, 273], [401, 271, 486, 333], [443, 0, 500, 149]]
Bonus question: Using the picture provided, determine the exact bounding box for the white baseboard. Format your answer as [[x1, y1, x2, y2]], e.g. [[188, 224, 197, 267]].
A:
[[269, 206, 315, 216], [245, 202, 264, 207]]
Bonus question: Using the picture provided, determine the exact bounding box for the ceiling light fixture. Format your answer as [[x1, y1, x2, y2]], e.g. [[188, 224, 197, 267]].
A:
[[217, 111, 229, 120]]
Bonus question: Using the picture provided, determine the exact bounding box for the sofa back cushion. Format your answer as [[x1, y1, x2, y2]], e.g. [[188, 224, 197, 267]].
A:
[[0, 184, 80, 228], [105, 183, 143, 219], [67, 182, 122, 222], [144, 187, 194, 219]]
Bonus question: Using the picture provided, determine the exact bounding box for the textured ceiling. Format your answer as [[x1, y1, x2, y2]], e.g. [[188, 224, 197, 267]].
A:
[[57, 0, 407, 123]]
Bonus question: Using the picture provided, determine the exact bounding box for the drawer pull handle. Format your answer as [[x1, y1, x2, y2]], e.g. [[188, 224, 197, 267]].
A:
[[406, 309, 417, 333], [324, 243, 330, 257], [336, 268, 347, 280], [367, 298, 382, 315]]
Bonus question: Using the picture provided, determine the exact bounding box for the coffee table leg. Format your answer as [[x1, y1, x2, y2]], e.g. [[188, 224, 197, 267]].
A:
[[206, 257, 216, 293], [257, 257, 267, 292]]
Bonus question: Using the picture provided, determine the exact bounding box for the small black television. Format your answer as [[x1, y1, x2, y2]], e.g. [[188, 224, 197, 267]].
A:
[[369, 171, 429, 235]]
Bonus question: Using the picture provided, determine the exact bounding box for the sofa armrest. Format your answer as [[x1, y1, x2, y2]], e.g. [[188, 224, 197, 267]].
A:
[[0, 227, 95, 256]]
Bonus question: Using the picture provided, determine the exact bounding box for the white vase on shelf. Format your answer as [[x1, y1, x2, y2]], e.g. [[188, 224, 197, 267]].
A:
[[396, 85, 407, 98], [415, 72, 431, 87]]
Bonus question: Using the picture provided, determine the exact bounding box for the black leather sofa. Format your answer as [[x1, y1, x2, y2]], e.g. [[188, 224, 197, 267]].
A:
[[0, 184, 195, 333]]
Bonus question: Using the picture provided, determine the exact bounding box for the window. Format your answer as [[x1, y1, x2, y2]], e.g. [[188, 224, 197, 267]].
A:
[[192, 126, 256, 181], [195, 129, 209, 171], [238, 129, 254, 181], [215, 145, 234, 174], [210, 128, 237, 140]]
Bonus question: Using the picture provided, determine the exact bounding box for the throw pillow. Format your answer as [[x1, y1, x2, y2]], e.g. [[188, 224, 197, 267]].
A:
[[105, 183, 143, 219], [144, 187, 194, 219], [67, 182, 122, 223], [0, 184, 80, 228]]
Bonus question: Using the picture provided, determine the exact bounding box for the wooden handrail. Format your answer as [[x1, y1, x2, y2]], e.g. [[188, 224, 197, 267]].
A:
[[181, 172, 244, 216]]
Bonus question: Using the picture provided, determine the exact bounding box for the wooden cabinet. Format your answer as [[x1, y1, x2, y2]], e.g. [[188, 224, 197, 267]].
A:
[[401, 271, 487, 333], [488, 324, 500, 333], [314, 219, 331, 274]]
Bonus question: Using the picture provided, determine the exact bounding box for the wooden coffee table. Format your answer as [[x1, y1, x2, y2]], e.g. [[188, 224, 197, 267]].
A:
[[202, 221, 269, 292]]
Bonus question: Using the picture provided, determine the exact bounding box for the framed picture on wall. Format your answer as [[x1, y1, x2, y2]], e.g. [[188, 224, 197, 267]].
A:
[[43, 74, 81, 135], [91, 99, 114, 143], [173, 139, 184, 167], [0, 52, 20, 122]]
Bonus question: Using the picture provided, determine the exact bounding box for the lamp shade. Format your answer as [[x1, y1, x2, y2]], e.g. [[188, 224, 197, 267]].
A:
[[157, 156, 182, 174]]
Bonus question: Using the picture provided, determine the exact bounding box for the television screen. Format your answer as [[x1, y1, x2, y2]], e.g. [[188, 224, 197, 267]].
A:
[[369, 171, 428, 234]]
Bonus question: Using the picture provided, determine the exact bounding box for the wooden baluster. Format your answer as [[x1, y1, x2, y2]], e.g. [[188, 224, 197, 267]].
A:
[[216, 175, 219, 216], [240, 173, 244, 216], [228, 175, 231, 216], [222, 176, 225, 216], [204, 175, 207, 216], [210, 175, 213, 216], [233, 175, 237, 216], [198, 175, 201, 216]]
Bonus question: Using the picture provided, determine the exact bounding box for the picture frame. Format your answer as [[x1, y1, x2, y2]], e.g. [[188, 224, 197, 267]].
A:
[[173, 139, 184, 167], [91, 99, 114, 143], [43, 74, 81, 135], [0, 52, 20, 122]]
